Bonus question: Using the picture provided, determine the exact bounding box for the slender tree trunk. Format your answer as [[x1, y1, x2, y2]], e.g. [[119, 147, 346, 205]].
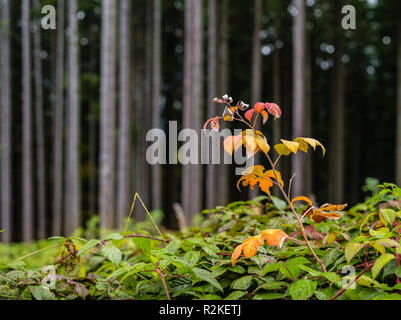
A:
[[151, 0, 162, 210], [182, 0, 203, 220], [304, 11, 312, 197], [0, 0, 11, 242], [250, 0, 262, 200], [52, 0, 65, 236], [292, 0, 306, 198], [272, 10, 281, 197], [33, 0, 46, 239], [396, 11, 401, 186], [22, 0, 33, 242], [216, 0, 229, 205], [117, 0, 131, 228], [206, 0, 217, 209], [65, 0, 80, 235], [328, 0, 344, 203], [99, 0, 117, 230]]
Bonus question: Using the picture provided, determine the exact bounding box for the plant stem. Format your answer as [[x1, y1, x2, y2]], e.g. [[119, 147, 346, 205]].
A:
[[156, 267, 171, 300], [265, 154, 327, 272], [330, 265, 372, 300]]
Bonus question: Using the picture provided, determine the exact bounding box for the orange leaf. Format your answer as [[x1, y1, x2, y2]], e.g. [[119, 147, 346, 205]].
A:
[[319, 203, 348, 211], [244, 109, 255, 122], [223, 135, 243, 155], [261, 110, 269, 124], [242, 235, 265, 258], [260, 229, 288, 248], [231, 244, 244, 266], [291, 196, 314, 207], [310, 209, 341, 223], [254, 102, 266, 113]]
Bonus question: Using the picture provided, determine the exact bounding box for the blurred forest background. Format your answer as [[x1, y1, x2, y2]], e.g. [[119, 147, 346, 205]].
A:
[[0, 0, 400, 243]]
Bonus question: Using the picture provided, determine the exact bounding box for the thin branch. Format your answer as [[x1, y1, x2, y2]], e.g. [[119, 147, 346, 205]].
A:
[[156, 267, 171, 300], [330, 265, 372, 300]]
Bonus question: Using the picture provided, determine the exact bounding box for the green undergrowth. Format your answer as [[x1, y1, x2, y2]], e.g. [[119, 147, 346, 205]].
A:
[[1, 183, 401, 300]]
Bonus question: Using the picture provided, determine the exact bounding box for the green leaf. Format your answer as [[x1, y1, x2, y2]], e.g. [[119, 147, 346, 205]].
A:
[[286, 257, 311, 266], [395, 266, 401, 278], [270, 196, 287, 211], [379, 209, 395, 226], [345, 242, 365, 263], [253, 292, 284, 300], [165, 240, 181, 254], [192, 268, 223, 292], [202, 245, 219, 258], [288, 279, 317, 300], [78, 239, 101, 256], [182, 251, 200, 267], [224, 291, 246, 300], [375, 293, 401, 300], [231, 275, 253, 290], [260, 263, 281, 276], [372, 253, 395, 279], [101, 244, 122, 266], [29, 286, 56, 300], [253, 281, 288, 293], [103, 233, 124, 241]]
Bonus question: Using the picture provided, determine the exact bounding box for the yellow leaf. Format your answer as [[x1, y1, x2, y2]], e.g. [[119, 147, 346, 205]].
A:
[[274, 144, 292, 156], [281, 139, 299, 154], [260, 229, 288, 248], [291, 196, 314, 207], [274, 140, 299, 155], [294, 137, 326, 156], [254, 135, 270, 155]]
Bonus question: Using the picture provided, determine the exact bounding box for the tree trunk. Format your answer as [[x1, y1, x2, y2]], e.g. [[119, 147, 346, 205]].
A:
[[64, 0, 80, 235], [206, 0, 217, 209], [182, 0, 203, 220], [0, 0, 11, 242], [33, 0, 46, 239], [292, 0, 306, 198], [117, 0, 131, 228], [22, 0, 33, 242], [396, 10, 401, 186], [328, 0, 345, 203], [99, 0, 117, 230], [52, 0, 65, 236], [304, 10, 312, 197], [272, 9, 281, 197], [250, 0, 262, 200], [151, 0, 162, 210], [216, 0, 229, 206]]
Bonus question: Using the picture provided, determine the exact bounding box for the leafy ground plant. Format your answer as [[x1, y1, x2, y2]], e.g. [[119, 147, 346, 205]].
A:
[[204, 95, 347, 272]]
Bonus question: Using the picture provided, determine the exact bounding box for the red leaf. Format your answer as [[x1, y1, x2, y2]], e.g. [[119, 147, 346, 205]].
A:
[[244, 109, 255, 122], [254, 102, 266, 113], [266, 103, 282, 119]]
